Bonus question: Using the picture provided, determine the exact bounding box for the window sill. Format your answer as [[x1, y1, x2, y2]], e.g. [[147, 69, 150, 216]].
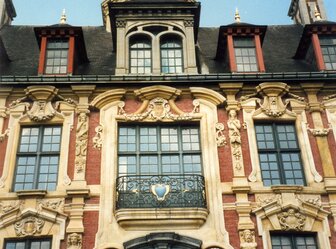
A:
[[115, 207, 208, 230], [271, 185, 304, 193], [16, 189, 47, 198]]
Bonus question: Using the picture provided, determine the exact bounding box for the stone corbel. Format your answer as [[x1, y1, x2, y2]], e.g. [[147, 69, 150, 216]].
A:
[[67, 232, 82, 249], [239, 229, 257, 249], [307, 123, 332, 137]]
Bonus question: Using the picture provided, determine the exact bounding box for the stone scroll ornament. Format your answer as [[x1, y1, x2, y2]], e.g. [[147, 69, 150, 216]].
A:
[[14, 216, 45, 236], [278, 208, 306, 231], [118, 97, 200, 121], [75, 112, 89, 173], [227, 110, 244, 172]]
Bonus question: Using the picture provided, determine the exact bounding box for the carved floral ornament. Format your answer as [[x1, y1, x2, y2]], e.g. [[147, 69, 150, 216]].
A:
[[118, 97, 200, 121], [8, 85, 77, 122], [240, 82, 306, 118]]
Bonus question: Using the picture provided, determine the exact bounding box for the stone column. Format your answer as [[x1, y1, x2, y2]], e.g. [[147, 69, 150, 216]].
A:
[[184, 20, 197, 74]]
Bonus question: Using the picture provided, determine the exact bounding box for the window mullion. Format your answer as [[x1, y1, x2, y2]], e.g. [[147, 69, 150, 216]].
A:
[[273, 123, 285, 184], [34, 126, 44, 189]]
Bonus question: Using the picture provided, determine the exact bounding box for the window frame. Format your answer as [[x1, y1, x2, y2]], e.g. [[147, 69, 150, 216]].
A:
[[255, 122, 306, 186], [4, 237, 52, 249], [117, 124, 202, 176], [233, 36, 259, 72], [12, 125, 62, 192], [270, 232, 318, 249], [319, 35, 336, 71], [129, 35, 153, 74], [44, 39, 69, 75], [160, 35, 184, 74]]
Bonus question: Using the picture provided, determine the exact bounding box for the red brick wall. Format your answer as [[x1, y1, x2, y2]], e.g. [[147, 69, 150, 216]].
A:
[[329, 217, 336, 249], [305, 111, 324, 177], [224, 210, 240, 248], [83, 211, 99, 249]]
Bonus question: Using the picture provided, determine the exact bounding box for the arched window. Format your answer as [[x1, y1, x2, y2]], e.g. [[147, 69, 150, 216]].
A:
[[160, 36, 183, 74], [129, 35, 152, 74]]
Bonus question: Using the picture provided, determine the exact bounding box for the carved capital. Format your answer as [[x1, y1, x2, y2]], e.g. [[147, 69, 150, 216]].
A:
[[184, 19, 194, 27], [116, 20, 126, 28]]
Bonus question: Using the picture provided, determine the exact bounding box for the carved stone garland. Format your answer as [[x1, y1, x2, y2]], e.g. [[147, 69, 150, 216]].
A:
[[93, 125, 103, 150], [9, 86, 77, 122], [75, 112, 89, 173], [215, 123, 226, 147], [227, 110, 244, 174], [118, 97, 200, 121], [240, 82, 306, 118], [37, 198, 64, 213]]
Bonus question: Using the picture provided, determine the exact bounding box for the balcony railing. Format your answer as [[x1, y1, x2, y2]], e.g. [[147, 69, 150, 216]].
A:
[[116, 174, 206, 209]]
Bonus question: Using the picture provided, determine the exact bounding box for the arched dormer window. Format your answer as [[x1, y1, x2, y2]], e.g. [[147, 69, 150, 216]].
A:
[[129, 35, 152, 74], [160, 35, 183, 74]]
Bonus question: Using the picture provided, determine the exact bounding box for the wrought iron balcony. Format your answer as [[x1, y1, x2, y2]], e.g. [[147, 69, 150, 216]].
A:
[[116, 174, 206, 209]]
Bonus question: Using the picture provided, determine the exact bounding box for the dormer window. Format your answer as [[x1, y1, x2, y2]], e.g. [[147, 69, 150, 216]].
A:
[[160, 36, 183, 74], [320, 36, 336, 70], [216, 23, 267, 73], [233, 37, 258, 72], [45, 39, 69, 75], [294, 22, 336, 71], [34, 25, 88, 76], [129, 36, 152, 74]]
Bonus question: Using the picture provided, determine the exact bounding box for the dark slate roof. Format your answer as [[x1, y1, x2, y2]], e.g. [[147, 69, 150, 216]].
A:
[[0, 25, 115, 76], [0, 23, 319, 76]]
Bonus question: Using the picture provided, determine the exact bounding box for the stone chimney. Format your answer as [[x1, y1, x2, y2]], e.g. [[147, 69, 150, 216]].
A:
[[0, 0, 16, 28], [288, 0, 327, 24]]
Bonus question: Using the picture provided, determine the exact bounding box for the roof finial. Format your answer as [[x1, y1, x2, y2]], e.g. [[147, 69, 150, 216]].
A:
[[235, 8, 241, 23], [60, 9, 67, 24], [314, 5, 322, 21]]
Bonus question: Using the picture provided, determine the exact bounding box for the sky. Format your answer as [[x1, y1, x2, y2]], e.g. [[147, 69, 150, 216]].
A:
[[11, 0, 336, 27]]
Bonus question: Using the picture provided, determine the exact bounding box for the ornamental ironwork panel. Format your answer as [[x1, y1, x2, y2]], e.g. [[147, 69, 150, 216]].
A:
[[116, 174, 206, 209]]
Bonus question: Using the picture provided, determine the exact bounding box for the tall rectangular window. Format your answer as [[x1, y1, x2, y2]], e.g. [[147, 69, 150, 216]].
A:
[[129, 36, 152, 74], [234, 37, 258, 72], [116, 124, 206, 209], [5, 238, 51, 249], [255, 123, 305, 186], [161, 37, 183, 74], [44, 39, 69, 74], [118, 125, 202, 176], [271, 234, 318, 249], [320, 36, 336, 70], [13, 126, 61, 191]]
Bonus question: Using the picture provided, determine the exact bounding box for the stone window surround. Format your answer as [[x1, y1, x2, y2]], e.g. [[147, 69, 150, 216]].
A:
[[115, 21, 198, 75], [90, 86, 233, 249], [0, 96, 74, 194], [240, 83, 322, 187], [126, 26, 186, 75]]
